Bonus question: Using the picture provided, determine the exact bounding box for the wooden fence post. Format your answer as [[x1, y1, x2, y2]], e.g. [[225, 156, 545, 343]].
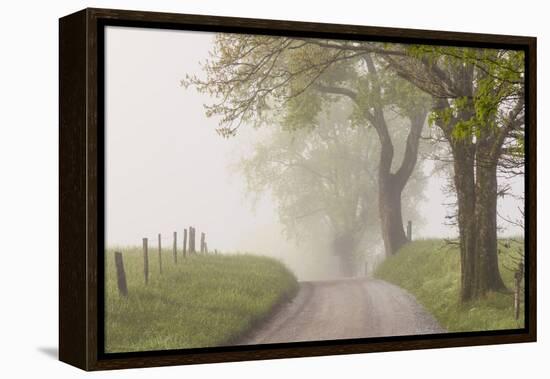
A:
[[189, 226, 196, 254], [188, 227, 191, 254], [143, 238, 149, 285], [514, 262, 524, 320], [158, 233, 162, 275], [407, 220, 412, 242], [204, 242, 208, 254], [187, 227, 191, 254], [193, 227, 197, 253], [114, 252, 128, 297], [183, 228, 188, 258], [200, 232, 206, 253], [173, 231, 177, 264]]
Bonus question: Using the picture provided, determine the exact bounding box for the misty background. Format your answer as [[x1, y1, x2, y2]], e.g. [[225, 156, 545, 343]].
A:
[[105, 26, 524, 280]]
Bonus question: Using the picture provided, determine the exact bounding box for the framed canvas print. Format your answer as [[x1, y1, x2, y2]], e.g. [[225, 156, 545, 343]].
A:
[[59, 8, 536, 371]]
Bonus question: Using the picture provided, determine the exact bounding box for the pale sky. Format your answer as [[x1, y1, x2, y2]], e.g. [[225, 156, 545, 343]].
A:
[[105, 26, 285, 254], [104, 26, 524, 265]]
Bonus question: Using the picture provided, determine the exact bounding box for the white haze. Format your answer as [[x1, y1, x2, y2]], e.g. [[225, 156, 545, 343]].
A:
[[105, 27, 524, 280]]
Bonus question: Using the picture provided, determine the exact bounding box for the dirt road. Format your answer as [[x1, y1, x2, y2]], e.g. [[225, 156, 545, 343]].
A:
[[240, 277, 445, 345]]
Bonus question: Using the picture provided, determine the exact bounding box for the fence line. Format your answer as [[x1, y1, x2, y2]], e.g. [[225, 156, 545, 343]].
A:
[[114, 226, 213, 297]]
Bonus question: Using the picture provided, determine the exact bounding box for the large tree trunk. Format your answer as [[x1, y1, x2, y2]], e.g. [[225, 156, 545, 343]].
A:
[[451, 141, 478, 301], [449, 121, 507, 302], [375, 111, 426, 256], [359, 54, 427, 257], [379, 173, 409, 255], [472, 139, 507, 296]]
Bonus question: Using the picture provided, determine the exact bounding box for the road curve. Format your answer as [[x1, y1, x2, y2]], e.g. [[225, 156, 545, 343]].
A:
[[240, 277, 445, 345]]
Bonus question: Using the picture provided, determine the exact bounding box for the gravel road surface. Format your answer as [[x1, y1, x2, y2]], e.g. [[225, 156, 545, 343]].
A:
[[240, 277, 445, 345]]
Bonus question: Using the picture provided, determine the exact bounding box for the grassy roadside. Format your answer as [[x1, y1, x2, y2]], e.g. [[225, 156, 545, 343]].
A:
[[105, 248, 298, 352], [374, 239, 524, 332]]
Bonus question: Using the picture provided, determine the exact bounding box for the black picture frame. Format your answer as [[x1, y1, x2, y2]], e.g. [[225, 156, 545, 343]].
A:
[[59, 7, 537, 371]]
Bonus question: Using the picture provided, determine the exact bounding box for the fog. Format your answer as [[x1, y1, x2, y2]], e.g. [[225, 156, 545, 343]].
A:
[[105, 27, 524, 280]]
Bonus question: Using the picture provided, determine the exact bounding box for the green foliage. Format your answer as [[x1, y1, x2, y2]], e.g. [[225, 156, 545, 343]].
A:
[[374, 239, 525, 332], [411, 45, 525, 142], [428, 106, 453, 128], [383, 70, 431, 118], [283, 89, 322, 131], [105, 248, 298, 352]]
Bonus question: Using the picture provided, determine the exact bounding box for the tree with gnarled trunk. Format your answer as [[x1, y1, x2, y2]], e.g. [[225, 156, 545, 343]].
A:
[[302, 54, 429, 256]]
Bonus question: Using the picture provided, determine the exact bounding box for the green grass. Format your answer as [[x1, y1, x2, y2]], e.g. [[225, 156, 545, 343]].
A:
[[374, 239, 524, 332], [105, 248, 298, 352]]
